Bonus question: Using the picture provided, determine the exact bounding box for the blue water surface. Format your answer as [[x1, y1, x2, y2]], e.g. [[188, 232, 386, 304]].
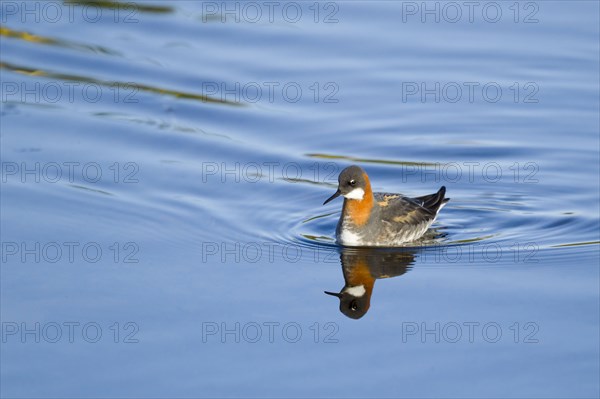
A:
[[1, 1, 599, 398]]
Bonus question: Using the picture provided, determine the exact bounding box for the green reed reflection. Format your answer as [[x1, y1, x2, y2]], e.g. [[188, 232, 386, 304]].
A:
[[1, 26, 121, 55], [306, 153, 441, 167], [0, 61, 244, 107], [63, 0, 173, 14]]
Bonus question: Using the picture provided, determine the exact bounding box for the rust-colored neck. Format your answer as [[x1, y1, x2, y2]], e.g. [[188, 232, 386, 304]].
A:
[[346, 257, 375, 310], [343, 173, 374, 226]]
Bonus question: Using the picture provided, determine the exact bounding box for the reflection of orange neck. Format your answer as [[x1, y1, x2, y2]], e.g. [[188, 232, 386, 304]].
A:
[[344, 173, 374, 226], [346, 258, 375, 306]]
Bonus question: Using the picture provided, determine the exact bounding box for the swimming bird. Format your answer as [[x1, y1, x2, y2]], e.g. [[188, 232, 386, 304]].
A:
[[323, 165, 449, 246]]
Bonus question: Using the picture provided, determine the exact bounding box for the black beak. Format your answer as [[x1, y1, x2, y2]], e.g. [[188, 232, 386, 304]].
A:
[[323, 189, 341, 205], [324, 291, 342, 298]]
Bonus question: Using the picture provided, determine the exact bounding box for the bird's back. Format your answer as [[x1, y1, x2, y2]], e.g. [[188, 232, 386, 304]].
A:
[[366, 187, 449, 245]]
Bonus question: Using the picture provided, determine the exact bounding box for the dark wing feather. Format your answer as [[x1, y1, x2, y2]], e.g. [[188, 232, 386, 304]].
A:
[[413, 186, 449, 213]]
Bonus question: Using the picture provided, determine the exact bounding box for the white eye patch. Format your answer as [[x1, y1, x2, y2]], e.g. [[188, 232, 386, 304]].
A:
[[344, 188, 364, 200]]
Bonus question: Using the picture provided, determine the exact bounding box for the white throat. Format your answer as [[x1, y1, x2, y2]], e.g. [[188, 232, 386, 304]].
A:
[[344, 188, 365, 200], [344, 285, 366, 297]]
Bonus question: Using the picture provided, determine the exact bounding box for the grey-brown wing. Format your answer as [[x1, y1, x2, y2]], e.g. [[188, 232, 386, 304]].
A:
[[375, 193, 436, 225]]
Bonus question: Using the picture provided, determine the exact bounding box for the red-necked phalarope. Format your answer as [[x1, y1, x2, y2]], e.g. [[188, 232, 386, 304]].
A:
[[323, 165, 449, 247]]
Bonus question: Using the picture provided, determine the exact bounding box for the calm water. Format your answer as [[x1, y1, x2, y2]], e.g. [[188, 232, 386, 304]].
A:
[[1, 1, 599, 397]]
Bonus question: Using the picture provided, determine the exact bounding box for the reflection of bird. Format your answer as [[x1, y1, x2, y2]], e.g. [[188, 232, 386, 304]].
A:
[[325, 248, 415, 319], [323, 165, 449, 246]]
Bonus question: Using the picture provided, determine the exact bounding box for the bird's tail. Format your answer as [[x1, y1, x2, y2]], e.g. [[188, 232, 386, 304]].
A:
[[418, 186, 449, 213]]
